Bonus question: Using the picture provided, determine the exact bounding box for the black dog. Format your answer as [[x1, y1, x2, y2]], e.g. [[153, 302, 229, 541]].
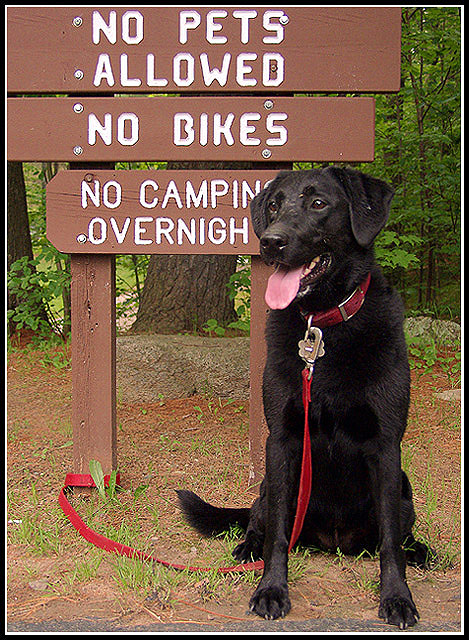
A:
[[178, 167, 433, 628]]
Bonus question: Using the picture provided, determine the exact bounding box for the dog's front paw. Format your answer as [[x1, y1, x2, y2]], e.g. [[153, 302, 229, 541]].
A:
[[249, 583, 291, 620], [379, 595, 420, 629]]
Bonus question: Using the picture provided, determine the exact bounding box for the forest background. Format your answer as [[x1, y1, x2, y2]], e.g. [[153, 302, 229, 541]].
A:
[[7, 7, 461, 341]]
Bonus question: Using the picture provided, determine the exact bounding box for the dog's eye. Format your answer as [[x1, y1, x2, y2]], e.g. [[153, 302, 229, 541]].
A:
[[267, 201, 278, 214], [311, 199, 327, 210]]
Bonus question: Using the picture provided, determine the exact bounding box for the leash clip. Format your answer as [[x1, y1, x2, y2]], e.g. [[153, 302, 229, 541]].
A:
[[298, 318, 325, 378]]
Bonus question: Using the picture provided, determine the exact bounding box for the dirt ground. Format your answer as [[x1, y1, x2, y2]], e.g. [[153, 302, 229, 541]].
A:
[[6, 335, 461, 631]]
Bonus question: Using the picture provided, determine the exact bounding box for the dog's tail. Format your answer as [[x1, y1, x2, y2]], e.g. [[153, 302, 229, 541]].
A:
[[176, 489, 250, 537]]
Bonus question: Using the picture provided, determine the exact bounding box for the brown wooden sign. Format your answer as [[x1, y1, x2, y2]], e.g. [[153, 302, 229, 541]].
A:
[[8, 96, 375, 162], [7, 7, 401, 94], [46, 170, 277, 254]]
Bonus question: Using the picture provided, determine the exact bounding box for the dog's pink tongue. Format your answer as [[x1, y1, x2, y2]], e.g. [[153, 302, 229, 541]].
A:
[[265, 265, 304, 309]]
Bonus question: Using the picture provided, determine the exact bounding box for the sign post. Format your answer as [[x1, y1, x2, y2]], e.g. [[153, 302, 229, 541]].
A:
[[70, 252, 117, 475], [7, 6, 401, 484], [65, 160, 117, 480]]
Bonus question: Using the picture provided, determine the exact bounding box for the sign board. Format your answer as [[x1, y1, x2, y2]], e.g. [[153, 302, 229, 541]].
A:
[[8, 96, 375, 162], [7, 7, 401, 94], [46, 170, 277, 254]]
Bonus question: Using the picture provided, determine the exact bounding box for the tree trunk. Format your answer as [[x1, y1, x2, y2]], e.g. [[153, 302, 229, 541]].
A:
[[7, 161, 49, 333], [7, 161, 33, 273], [132, 254, 237, 334]]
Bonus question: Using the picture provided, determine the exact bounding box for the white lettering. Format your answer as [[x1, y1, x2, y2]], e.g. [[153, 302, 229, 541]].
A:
[[88, 113, 112, 145], [179, 10, 201, 44], [263, 53, 284, 87], [208, 217, 227, 244], [186, 180, 208, 208], [233, 10, 257, 44], [213, 113, 235, 146], [83, 214, 255, 248], [110, 217, 131, 243], [232, 179, 239, 208], [263, 10, 286, 44], [92, 51, 287, 90], [117, 113, 139, 146], [102, 180, 122, 208], [266, 113, 288, 146], [173, 53, 195, 86], [236, 53, 257, 87], [210, 180, 229, 207], [161, 181, 183, 209], [146, 54, 168, 87], [88, 217, 107, 244], [206, 10, 227, 44], [92, 10, 143, 45], [200, 52, 231, 87], [174, 113, 194, 146], [173, 112, 288, 147], [92, 11, 117, 44], [140, 180, 159, 208], [121, 10, 144, 44], [240, 113, 261, 146], [81, 180, 100, 208], [199, 113, 208, 146], [93, 53, 115, 87], [242, 180, 262, 208], [88, 113, 139, 146], [155, 218, 175, 244], [120, 54, 142, 87], [229, 216, 249, 245], [134, 217, 153, 244], [177, 219, 196, 245]]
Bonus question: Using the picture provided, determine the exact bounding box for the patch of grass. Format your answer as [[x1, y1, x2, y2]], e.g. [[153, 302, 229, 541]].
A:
[[401, 442, 460, 570], [7, 493, 68, 557]]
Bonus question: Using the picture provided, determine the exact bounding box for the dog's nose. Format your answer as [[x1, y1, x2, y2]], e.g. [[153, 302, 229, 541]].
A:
[[260, 231, 288, 254]]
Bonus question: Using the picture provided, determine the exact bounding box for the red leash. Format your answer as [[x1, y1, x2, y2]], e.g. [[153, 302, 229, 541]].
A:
[[58, 474, 263, 573], [58, 369, 313, 573], [289, 369, 313, 552]]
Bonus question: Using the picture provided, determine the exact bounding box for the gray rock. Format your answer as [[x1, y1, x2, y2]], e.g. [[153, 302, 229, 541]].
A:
[[117, 334, 250, 402], [404, 316, 461, 345], [435, 389, 461, 402]]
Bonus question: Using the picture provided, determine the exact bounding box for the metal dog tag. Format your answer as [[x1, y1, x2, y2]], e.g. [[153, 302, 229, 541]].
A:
[[298, 324, 325, 373]]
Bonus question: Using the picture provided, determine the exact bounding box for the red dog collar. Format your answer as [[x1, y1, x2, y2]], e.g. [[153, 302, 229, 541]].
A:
[[302, 273, 371, 328]]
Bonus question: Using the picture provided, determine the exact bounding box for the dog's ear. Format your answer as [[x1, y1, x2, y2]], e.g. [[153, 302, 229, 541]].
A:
[[328, 167, 395, 248]]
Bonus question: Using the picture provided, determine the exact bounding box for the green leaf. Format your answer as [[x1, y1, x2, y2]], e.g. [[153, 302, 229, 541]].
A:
[[89, 459, 106, 499]]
